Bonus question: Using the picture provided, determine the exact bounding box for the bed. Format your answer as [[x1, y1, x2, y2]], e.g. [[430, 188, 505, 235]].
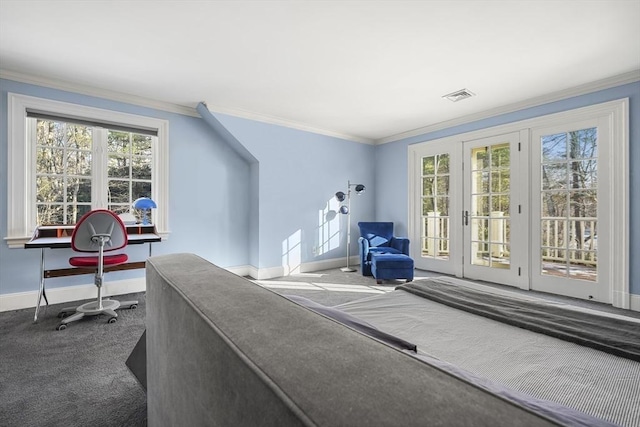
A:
[[144, 253, 638, 426], [335, 277, 640, 427]]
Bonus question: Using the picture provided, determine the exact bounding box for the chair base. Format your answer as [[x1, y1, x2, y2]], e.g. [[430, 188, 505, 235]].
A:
[[57, 298, 138, 330]]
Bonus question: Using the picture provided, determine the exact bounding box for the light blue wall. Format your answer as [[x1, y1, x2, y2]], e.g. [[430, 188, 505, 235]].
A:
[[213, 113, 376, 269], [375, 82, 640, 295], [1, 77, 636, 296], [0, 78, 376, 296], [0, 78, 252, 295]]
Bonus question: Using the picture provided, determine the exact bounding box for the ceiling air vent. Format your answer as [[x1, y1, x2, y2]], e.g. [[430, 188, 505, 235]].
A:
[[443, 88, 475, 102]]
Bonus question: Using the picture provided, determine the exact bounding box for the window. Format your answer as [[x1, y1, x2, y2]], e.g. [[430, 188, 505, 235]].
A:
[[6, 93, 169, 248]]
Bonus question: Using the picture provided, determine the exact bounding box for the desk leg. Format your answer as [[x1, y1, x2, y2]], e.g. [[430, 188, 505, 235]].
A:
[[34, 248, 48, 322]]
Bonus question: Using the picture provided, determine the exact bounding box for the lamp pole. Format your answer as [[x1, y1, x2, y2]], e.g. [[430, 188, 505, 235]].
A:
[[341, 181, 357, 272], [335, 181, 364, 273]]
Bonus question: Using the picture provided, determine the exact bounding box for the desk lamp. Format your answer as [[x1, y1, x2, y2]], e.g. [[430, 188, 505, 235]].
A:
[[132, 197, 157, 225]]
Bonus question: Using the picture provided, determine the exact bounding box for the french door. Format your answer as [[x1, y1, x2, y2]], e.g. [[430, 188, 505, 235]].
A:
[[530, 117, 611, 302], [410, 140, 462, 276], [462, 132, 527, 288], [410, 133, 526, 287], [409, 100, 626, 306]]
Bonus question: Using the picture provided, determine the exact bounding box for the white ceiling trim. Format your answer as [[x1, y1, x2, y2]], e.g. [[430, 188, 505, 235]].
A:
[[203, 102, 375, 145], [0, 68, 199, 118], [2, 68, 638, 147], [377, 70, 640, 145], [0, 68, 374, 144]]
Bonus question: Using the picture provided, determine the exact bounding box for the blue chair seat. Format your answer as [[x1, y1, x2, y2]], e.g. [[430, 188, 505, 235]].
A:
[[371, 253, 414, 284]]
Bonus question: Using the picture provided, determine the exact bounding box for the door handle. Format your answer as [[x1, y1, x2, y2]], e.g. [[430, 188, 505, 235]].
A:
[[463, 210, 469, 226]]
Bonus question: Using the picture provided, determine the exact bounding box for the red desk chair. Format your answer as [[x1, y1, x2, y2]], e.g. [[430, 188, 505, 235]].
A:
[[56, 210, 138, 331]]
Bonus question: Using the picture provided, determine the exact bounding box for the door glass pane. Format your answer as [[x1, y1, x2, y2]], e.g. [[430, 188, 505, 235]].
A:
[[540, 127, 597, 281], [470, 143, 510, 268], [421, 154, 450, 260]]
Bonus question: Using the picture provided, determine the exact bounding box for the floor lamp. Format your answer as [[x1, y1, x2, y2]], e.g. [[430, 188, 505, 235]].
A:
[[335, 181, 365, 272]]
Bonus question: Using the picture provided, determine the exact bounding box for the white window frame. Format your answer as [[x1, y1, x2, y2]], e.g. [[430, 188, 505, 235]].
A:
[[408, 98, 629, 308], [6, 93, 170, 248]]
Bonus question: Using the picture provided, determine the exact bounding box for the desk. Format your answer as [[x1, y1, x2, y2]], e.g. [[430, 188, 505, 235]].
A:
[[25, 224, 161, 322]]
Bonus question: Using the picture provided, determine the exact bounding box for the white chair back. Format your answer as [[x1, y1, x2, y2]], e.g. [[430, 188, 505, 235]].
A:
[[71, 210, 128, 253]]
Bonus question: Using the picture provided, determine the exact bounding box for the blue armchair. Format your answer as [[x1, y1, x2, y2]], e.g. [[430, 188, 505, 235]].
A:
[[357, 222, 410, 276]]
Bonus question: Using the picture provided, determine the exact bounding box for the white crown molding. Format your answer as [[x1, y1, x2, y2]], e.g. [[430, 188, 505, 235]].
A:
[[203, 102, 375, 145], [0, 69, 374, 144], [5, 68, 636, 147], [0, 68, 200, 118], [377, 70, 640, 145]]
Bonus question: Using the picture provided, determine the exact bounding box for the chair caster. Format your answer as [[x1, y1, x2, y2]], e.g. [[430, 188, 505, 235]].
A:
[[129, 304, 138, 310], [56, 324, 67, 331], [107, 317, 117, 324], [376, 280, 382, 284]]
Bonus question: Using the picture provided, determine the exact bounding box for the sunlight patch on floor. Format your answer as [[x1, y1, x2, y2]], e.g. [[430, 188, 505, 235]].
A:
[[253, 280, 389, 294], [313, 283, 386, 294]]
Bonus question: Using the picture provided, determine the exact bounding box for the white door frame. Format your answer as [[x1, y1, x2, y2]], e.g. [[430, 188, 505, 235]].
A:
[[408, 139, 462, 276], [407, 98, 629, 308]]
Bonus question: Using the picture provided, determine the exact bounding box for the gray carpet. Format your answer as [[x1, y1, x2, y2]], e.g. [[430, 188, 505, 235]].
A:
[[2, 267, 633, 427], [0, 293, 148, 427], [0, 269, 382, 427]]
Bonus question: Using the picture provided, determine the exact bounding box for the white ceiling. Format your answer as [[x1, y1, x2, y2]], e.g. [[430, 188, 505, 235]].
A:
[[1, 0, 639, 143]]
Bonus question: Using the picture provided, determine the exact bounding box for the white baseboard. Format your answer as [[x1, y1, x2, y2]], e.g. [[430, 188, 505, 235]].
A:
[[631, 293, 640, 312], [0, 259, 358, 312], [0, 277, 146, 312], [247, 256, 359, 280]]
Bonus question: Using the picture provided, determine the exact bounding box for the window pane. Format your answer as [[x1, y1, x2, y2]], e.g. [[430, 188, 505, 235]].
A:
[[436, 154, 449, 174], [132, 156, 152, 180], [569, 160, 597, 189], [569, 128, 597, 160], [491, 145, 510, 168], [108, 131, 131, 153], [472, 148, 489, 171], [541, 191, 567, 218], [472, 195, 489, 216], [36, 176, 64, 203], [422, 156, 435, 175], [37, 204, 64, 225], [435, 197, 449, 215], [66, 205, 91, 225], [473, 171, 490, 193], [436, 176, 449, 196], [37, 147, 64, 174], [108, 155, 130, 178], [132, 134, 152, 156], [65, 178, 92, 203], [422, 177, 434, 196], [109, 180, 130, 203], [542, 132, 567, 161], [66, 150, 92, 176], [132, 181, 152, 199], [542, 163, 567, 190], [569, 190, 597, 218], [491, 195, 510, 214]]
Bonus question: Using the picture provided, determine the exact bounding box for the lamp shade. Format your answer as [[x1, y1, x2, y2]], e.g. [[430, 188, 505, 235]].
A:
[[354, 184, 365, 194], [335, 191, 347, 202], [339, 205, 349, 214], [132, 197, 157, 210]]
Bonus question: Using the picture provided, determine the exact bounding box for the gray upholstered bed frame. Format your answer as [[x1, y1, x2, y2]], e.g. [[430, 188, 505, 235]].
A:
[[145, 253, 559, 426]]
